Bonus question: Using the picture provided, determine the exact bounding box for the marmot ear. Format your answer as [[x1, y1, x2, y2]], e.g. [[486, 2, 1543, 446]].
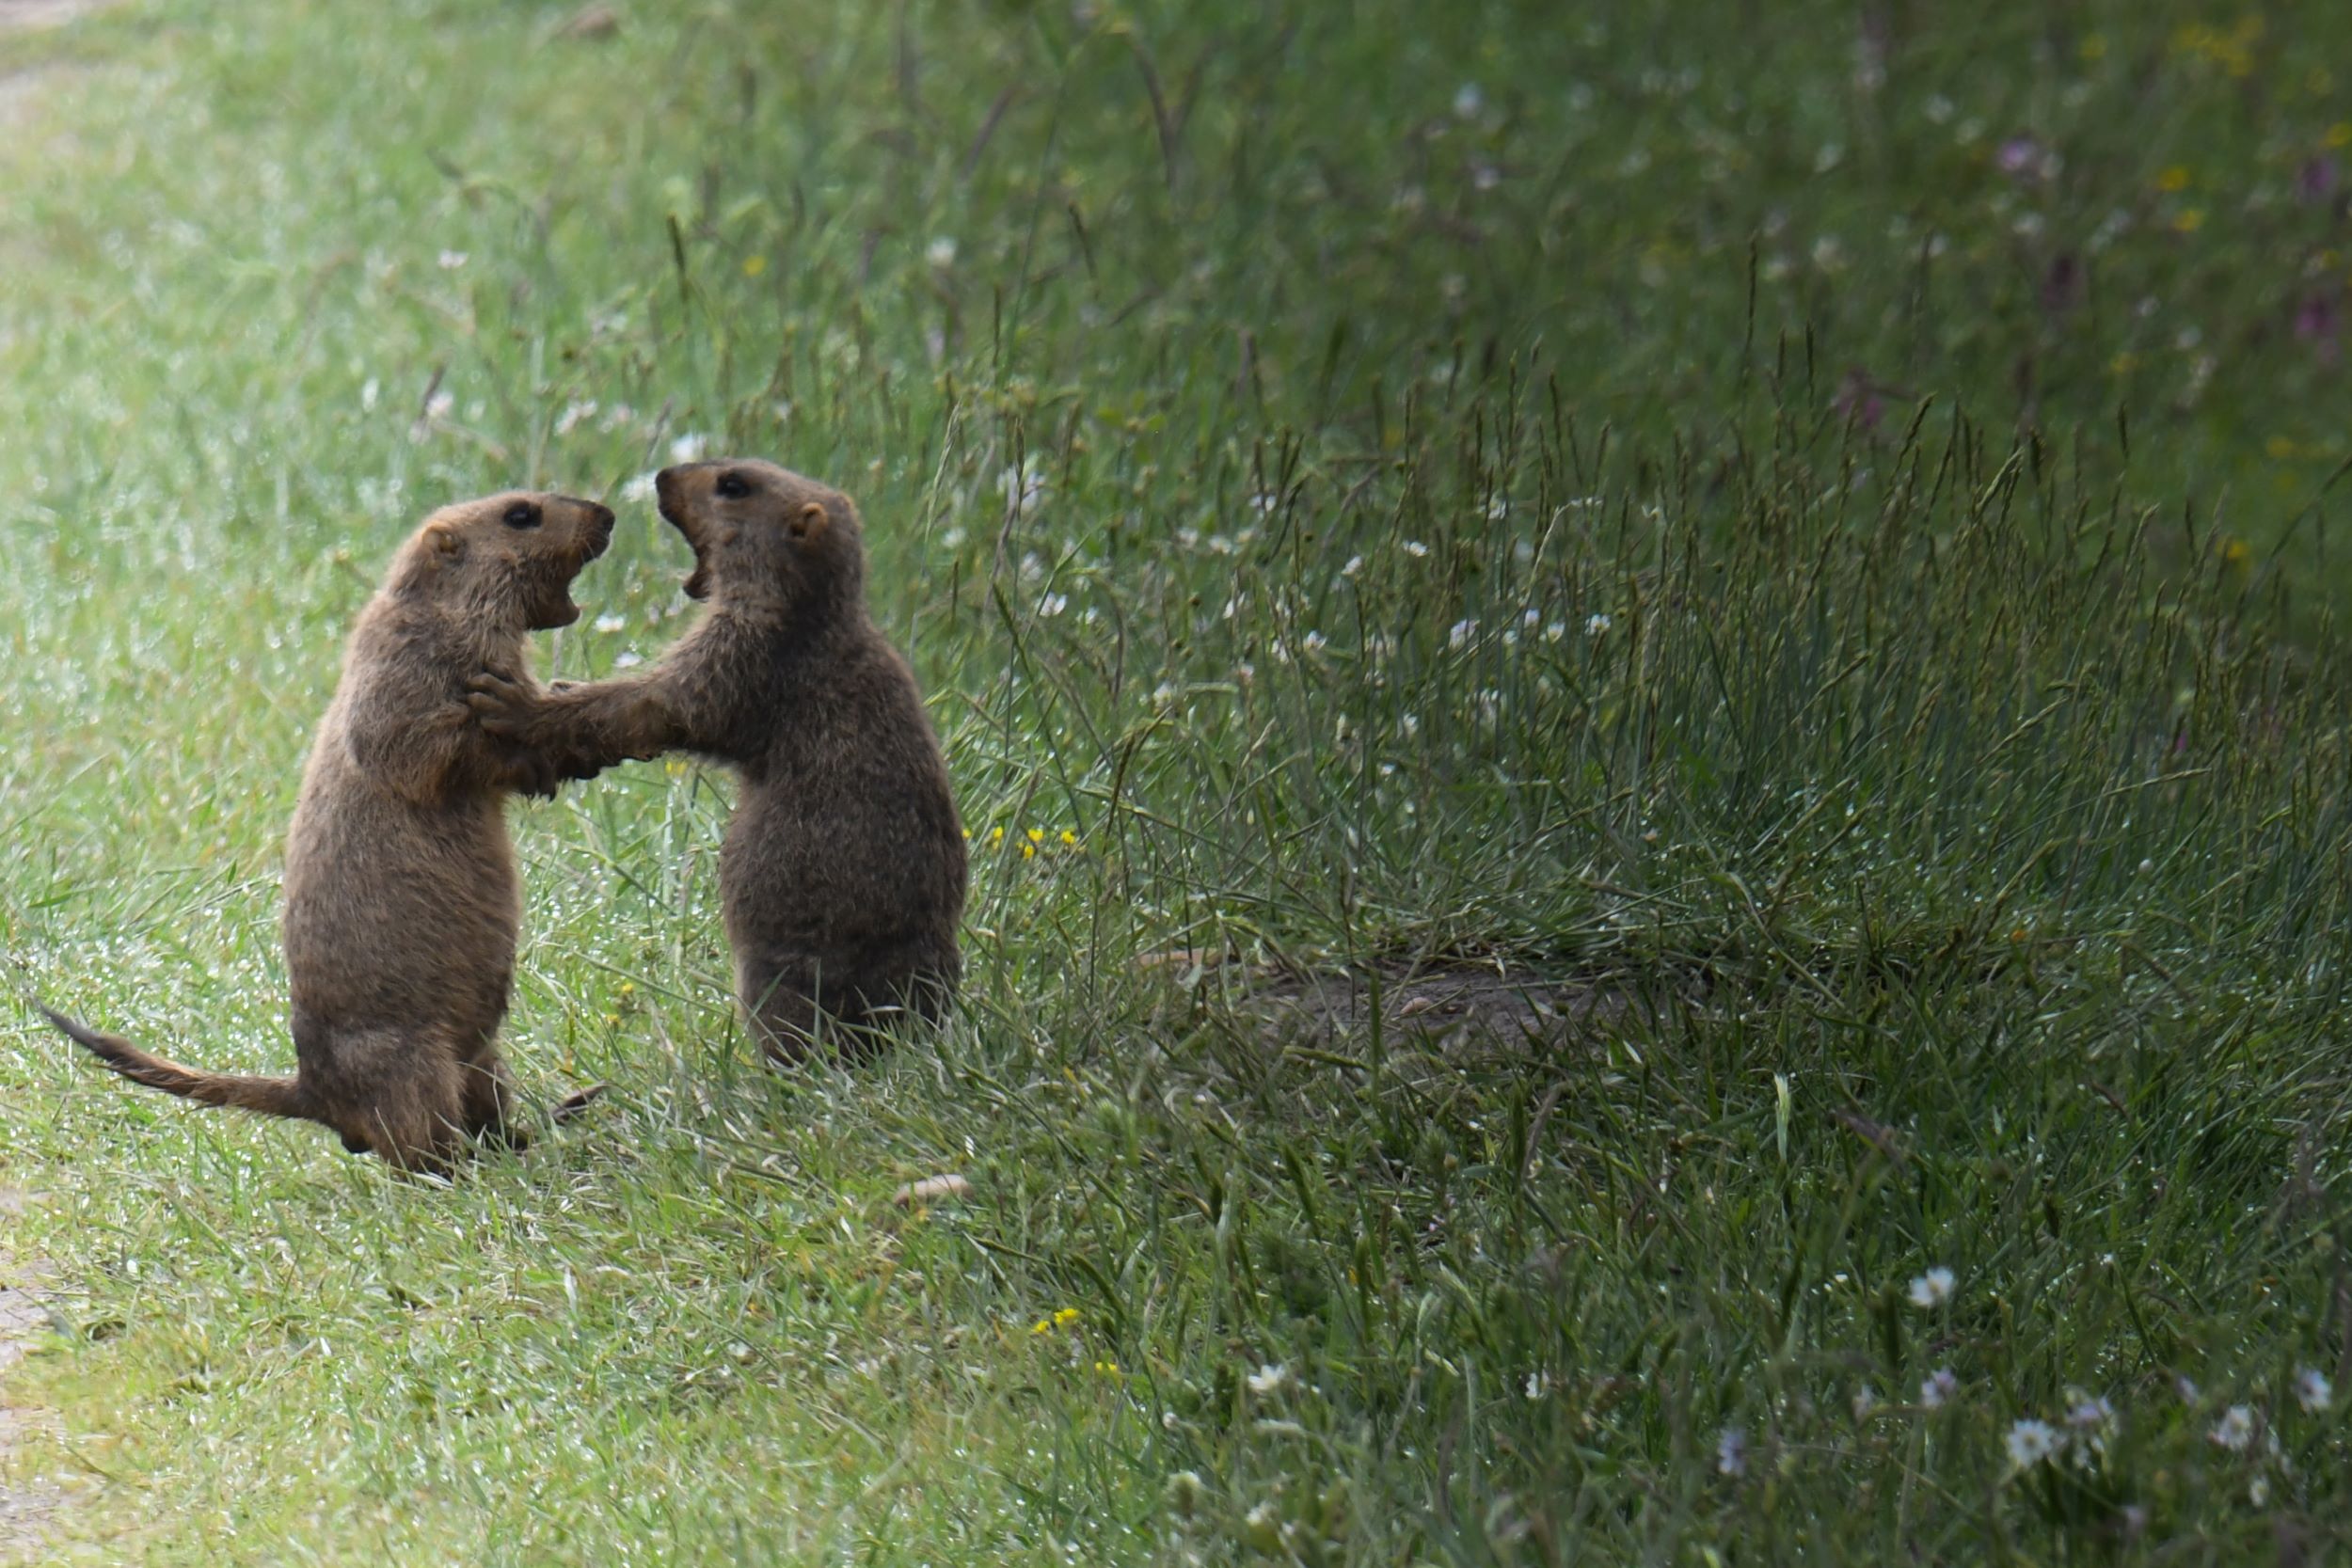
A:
[[433, 526, 467, 561], [788, 500, 828, 541]]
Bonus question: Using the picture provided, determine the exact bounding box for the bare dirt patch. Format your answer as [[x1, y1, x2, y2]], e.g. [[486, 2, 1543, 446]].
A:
[[1147, 956, 1664, 1056]]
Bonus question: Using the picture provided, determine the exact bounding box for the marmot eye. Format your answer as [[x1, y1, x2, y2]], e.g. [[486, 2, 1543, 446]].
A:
[[714, 472, 752, 499], [502, 501, 542, 529]]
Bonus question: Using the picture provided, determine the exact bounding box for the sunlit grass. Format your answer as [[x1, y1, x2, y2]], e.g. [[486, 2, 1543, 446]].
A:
[[2, 0, 2350, 1562]]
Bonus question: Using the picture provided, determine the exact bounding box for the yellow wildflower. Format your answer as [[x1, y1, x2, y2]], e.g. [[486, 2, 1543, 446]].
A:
[[2157, 166, 2192, 192], [2172, 208, 2205, 233]]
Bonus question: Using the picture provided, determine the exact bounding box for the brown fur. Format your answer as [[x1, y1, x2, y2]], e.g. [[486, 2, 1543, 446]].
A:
[[467, 459, 966, 1061], [43, 492, 615, 1175]]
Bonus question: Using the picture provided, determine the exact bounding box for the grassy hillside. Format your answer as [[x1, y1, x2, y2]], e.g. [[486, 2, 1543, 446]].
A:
[[2, 0, 2349, 1561]]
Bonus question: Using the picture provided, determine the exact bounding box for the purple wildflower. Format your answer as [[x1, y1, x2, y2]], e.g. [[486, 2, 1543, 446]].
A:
[[2297, 154, 2339, 205]]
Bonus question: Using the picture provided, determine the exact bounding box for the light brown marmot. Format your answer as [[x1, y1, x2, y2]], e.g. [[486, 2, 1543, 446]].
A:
[[467, 459, 965, 1061], [42, 491, 614, 1175]]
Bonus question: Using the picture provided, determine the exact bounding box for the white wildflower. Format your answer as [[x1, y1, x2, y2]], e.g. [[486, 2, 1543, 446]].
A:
[[2210, 1405, 2255, 1451], [2005, 1418, 2060, 1469], [2249, 1474, 2270, 1507], [613, 652, 644, 670], [1545, 621, 1566, 642], [2175, 1374, 2201, 1405], [1247, 1364, 1290, 1397], [1585, 613, 1612, 637], [1402, 539, 1431, 558], [1908, 1267, 1955, 1308], [1301, 630, 1327, 653], [1151, 681, 1177, 705], [1851, 1384, 1878, 1421], [2066, 1395, 2115, 1431], [1715, 1426, 1747, 1477], [1038, 593, 1068, 618], [1340, 554, 1365, 578], [555, 400, 598, 436], [425, 389, 455, 420], [926, 236, 958, 268], [1524, 1371, 1550, 1401], [1248, 492, 1279, 515], [621, 471, 660, 504], [437, 249, 469, 270], [1921, 1368, 1958, 1408], [1453, 83, 1485, 119], [669, 432, 711, 465], [1448, 619, 1478, 650], [999, 461, 1047, 516], [592, 614, 626, 635], [2295, 1367, 2332, 1413]]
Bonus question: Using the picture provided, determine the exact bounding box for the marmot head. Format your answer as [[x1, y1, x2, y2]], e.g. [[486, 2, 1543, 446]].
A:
[[399, 492, 615, 630], [654, 459, 864, 619]]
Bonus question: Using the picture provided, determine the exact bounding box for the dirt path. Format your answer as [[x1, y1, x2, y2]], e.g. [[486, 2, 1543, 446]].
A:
[[0, 0, 115, 122], [4, 3, 122, 1555], [0, 0, 108, 31], [0, 1190, 63, 1562]]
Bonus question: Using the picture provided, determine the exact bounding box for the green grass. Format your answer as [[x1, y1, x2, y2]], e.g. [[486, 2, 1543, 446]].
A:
[[3, 0, 2351, 1561]]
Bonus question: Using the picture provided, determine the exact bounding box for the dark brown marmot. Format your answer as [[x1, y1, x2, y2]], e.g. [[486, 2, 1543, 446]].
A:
[[41, 491, 615, 1176], [466, 459, 966, 1061]]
